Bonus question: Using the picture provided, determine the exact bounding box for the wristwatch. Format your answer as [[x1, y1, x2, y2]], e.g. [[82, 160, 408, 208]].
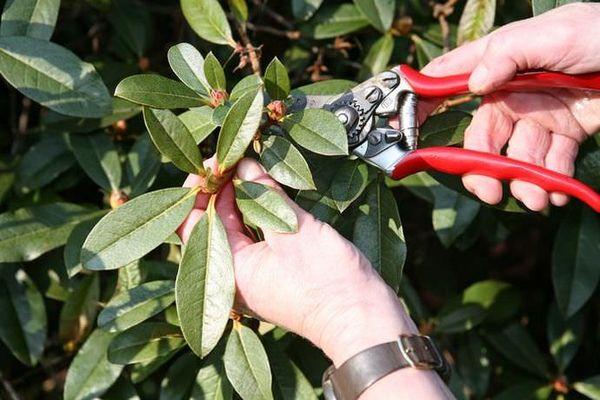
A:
[[322, 334, 450, 400]]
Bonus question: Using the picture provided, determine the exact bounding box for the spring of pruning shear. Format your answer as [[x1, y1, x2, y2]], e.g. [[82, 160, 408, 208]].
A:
[[290, 65, 600, 212]]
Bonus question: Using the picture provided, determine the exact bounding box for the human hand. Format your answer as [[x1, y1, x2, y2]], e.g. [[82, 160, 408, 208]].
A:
[[422, 3, 600, 211]]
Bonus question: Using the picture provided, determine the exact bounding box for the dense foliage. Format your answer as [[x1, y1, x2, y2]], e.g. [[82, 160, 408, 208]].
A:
[[0, 0, 599, 399]]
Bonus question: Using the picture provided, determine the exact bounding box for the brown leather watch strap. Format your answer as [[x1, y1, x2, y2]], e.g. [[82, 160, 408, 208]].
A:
[[322, 335, 450, 400]]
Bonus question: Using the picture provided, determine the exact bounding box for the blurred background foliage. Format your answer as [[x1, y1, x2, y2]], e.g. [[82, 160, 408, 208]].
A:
[[0, 0, 599, 399]]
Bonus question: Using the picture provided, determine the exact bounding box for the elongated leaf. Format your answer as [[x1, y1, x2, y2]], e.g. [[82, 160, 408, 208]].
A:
[[224, 322, 273, 400], [126, 134, 162, 197], [59, 274, 100, 347], [260, 136, 315, 190], [412, 35, 442, 68], [191, 348, 233, 400], [108, 322, 185, 364], [432, 189, 480, 247], [420, 111, 471, 148], [532, 0, 580, 16], [303, 4, 370, 39], [457, 0, 496, 45], [70, 132, 122, 191], [353, 0, 395, 32], [117, 261, 145, 292], [102, 376, 139, 400], [160, 353, 201, 400], [17, 133, 75, 193], [353, 180, 405, 291], [204, 52, 226, 91], [552, 206, 600, 317], [168, 42, 210, 96], [574, 376, 600, 400], [82, 187, 197, 270], [108, 0, 152, 57], [462, 280, 520, 323], [547, 303, 583, 372], [98, 280, 175, 332], [282, 109, 347, 156], [217, 88, 264, 172], [0, 37, 111, 118], [229, 0, 248, 22], [358, 33, 394, 81], [64, 329, 123, 400], [267, 341, 318, 400], [176, 201, 235, 358], [181, 0, 235, 46], [330, 159, 370, 212], [457, 334, 490, 399], [292, 0, 324, 20], [484, 323, 550, 378], [264, 57, 290, 100], [130, 351, 179, 384], [143, 108, 203, 174], [435, 303, 486, 333], [231, 74, 264, 101], [115, 74, 206, 108], [180, 106, 217, 144], [234, 180, 298, 233], [0, 203, 98, 263], [1, 0, 60, 40], [0, 268, 47, 366], [493, 382, 553, 400], [64, 216, 103, 278]]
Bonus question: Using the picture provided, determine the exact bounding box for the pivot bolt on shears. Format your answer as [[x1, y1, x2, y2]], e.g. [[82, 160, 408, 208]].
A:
[[290, 65, 600, 212]]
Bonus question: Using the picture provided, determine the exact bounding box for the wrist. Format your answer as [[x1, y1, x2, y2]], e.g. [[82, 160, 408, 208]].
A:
[[304, 274, 418, 366]]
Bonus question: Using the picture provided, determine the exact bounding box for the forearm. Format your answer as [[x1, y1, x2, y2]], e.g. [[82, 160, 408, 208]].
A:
[[310, 277, 454, 400]]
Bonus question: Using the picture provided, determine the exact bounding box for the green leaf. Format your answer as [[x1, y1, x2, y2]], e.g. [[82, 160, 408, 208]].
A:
[[102, 376, 140, 400], [98, 280, 175, 332], [59, 274, 100, 347], [457, 334, 490, 399], [0, 37, 111, 118], [190, 346, 233, 400], [267, 341, 318, 400], [0, 203, 98, 263], [16, 133, 75, 193], [260, 136, 315, 190], [117, 261, 145, 292], [108, 322, 186, 364], [0, 0, 59, 40], [532, 0, 580, 16], [115, 74, 206, 109], [303, 4, 370, 39], [435, 303, 486, 333], [358, 33, 394, 81], [432, 189, 480, 247], [181, 0, 235, 46], [330, 159, 370, 212], [291, 79, 356, 96], [212, 103, 232, 126], [412, 35, 442, 68], [64, 329, 124, 400], [282, 109, 348, 156], [419, 111, 471, 148], [493, 382, 553, 400], [0, 267, 47, 366], [126, 134, 162, 197], [130, 352, 179, 384], [81, 187, 197, 270], [168, 43, 210, 96], [64, 216, 104, 278], [224, 322, 274, 400], [217, 88, 264, 172], [230, 74, 264, 101], [180, 106, 217, 144], [353, 180, 405, 291], [108, 0, 152, 57], [229, 0, 249, 22], [574, 375, 600, 400], [160, 353, 201, 400], [547, 303, 583, 372], [264, 57, 290, 100], [234, 180, 298, 233], [204, 52, 226, 91], [176, 201, 235, 358], [552, 206, 600, 317], [462, 280, 520, 323], [143, 107, 203, 174], [70, 132, 122, 191], [292, 0, 324, 20], [457, 0, 496, 45], [353, 0, 395, 32], [484, 323, 550, 378]]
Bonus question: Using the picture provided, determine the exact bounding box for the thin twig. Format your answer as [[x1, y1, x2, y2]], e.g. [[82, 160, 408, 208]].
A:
[[432, 0, 460, 53], [246, 22, 300, 39], [433, 94, 475, 114], [235, 23, 261, 74], [0, 372, 21, 400], [251, 0, 294, 30]]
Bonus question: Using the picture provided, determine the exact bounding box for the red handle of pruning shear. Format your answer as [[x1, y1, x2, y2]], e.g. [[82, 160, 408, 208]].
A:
[[398, 65, 600, 97], [391, 147, 600, 212]]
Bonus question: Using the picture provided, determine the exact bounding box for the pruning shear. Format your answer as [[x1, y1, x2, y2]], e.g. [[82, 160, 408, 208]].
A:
[[290, 65, 600, 212]]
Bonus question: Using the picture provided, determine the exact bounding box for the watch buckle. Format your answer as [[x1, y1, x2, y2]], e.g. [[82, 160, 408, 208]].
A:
[[397, 335, 444, 370]]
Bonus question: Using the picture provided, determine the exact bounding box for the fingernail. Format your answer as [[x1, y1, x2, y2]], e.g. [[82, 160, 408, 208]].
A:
[[469, 65, 489, 93]]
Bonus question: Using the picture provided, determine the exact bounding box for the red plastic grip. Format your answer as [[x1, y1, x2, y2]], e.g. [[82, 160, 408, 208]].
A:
[[397, 65, 600, 98], [391, 147, 600, 212]]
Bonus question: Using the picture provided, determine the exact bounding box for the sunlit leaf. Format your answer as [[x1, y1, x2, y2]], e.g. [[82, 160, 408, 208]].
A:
[[264, 57, 290, 100], [115, 74, 206, 109], [168, 42, 210, 96], [70, 132, 122, 191], [108, 322, 185, 364], [457, 0, 496, 45], [181, 0, 235, 46], [260, 136, 315, 190], [281, 109, 348, 156]]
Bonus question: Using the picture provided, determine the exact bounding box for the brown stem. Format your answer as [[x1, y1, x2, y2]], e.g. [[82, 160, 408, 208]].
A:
[[251, 0, 294, 30], [433, 94, 475, 114], [432, 0, 459, 53], [235, 23, 261, 75]]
